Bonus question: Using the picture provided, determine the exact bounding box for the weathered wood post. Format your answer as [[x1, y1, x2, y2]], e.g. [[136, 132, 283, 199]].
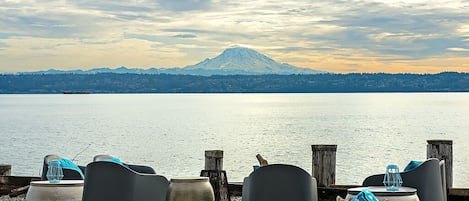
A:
[[427, 140, 453, 188], [312, 145, 337, 187], [0, 164, 11, 176], [205, 150, 224, 171], [200, 150, 230, 201]]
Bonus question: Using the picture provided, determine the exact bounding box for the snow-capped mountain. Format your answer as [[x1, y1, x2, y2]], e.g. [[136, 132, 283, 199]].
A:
[[183, 47, 324, 75], [20, 66, 161, 75], [19, 47, 325, 75]]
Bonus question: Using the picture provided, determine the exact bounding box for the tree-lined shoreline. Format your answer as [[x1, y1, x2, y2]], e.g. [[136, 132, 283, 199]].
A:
[[1, 72, 468, 94]]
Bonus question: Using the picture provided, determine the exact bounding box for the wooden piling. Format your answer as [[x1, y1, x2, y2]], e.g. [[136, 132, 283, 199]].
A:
[[312, 145, 337, 187], [200, 150, 230, 201], [0, 164, 11, 176], [205, 150, 224, 171], [427, 140, 453, 188]]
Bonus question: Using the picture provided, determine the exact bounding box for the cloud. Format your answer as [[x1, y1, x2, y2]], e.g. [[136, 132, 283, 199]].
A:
[[448, 48, 469, 52], [162, 28, 258, 40], [0, 33, 12, 39], [0, 36, 189, 71], [156, 0, 212, 11], [0, 0, 468, 73], [0, 3, 103, 38], [173, 34, 197, 38], [0, 42, 8, 49], [300, 1, 469, 59]]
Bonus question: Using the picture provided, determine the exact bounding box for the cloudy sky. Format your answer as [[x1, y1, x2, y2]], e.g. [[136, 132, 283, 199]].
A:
[[0, 0, 468, 73]]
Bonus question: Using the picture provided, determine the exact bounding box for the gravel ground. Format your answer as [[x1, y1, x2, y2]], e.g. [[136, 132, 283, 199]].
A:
[[231, 196, 241, 201], [0, 195, 25, 201]]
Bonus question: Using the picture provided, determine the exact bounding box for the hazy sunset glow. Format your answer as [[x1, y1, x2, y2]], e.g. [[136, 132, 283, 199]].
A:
[[0, 0, 468, 73]]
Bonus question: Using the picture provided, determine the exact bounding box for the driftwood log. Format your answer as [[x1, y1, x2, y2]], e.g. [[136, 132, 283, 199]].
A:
[[9, 185, 29, 197]]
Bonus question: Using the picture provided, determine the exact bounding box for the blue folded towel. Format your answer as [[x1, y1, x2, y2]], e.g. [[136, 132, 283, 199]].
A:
[[103, 157, 124, 164], [404, 160, 423, 172], [100, 157, 130, 168], [58, 158, 84, 178], [352, 189, 378, 201]]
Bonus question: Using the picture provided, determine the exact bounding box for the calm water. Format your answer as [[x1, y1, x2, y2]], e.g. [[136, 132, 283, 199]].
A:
[[0, 93, 468, 187]]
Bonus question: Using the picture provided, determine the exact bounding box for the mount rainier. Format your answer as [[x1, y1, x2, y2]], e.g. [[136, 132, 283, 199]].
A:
[[22, 47, 325, 75]]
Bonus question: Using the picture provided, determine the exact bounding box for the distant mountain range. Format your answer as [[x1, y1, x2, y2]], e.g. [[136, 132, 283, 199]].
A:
[[20, 47, 325, 75]]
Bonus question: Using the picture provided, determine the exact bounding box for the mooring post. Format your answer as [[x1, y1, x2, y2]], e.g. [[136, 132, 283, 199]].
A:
[[0, 164, 11, 176], [201, 150, 230, 201], [427, 140, 453, 188], [205, 150, 224, 171], [311, 145, 337, 187]]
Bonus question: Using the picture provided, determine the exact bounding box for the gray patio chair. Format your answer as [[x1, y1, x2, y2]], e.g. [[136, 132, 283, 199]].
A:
[[82, 161, 169, 201], [92, 154, 114, 162], [362, 158, 445, 201], [439, 160, 447, 201], [41, 154, 85, 180], [241, 164, 318, 201], [93, 154, 156, 174]]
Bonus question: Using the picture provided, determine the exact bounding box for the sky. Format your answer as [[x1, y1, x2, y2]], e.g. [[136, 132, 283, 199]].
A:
[[0, 0, 468, 73]]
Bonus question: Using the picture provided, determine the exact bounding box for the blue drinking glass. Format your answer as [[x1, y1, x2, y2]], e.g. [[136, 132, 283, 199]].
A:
[[253, 165, 260, 171], [46, 160, 64, 183]]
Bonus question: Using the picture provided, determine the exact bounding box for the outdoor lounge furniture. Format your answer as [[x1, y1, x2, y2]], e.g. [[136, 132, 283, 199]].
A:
[[41, 154, 85, 180], [362, 158, 446, 201], [241, 164, 318, 201], [439, 160, 447, 201], [82, 161, 169, 201], [93, 154, 156, 174]]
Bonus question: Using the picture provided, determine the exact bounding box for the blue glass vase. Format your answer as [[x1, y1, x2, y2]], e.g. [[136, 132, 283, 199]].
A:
[[383, 164, 402, 191], [46, 160, 64, 183]]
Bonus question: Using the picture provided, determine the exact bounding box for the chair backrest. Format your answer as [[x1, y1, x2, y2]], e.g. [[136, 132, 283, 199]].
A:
[[93, 154, 114, 162], [242, 164, 318, 201], [93, 154, 156, 174], [41, 154, 84, 180], [126, 164, 156, 174], [362, 158, 444, 201], [439, 160, 447, 201], [82, 161, 168, 201]]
